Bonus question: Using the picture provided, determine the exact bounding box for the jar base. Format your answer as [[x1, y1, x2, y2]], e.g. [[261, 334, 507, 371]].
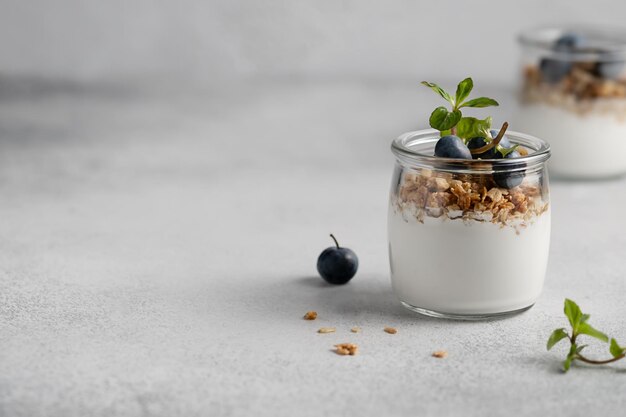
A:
[[400, 301, 534, 321]]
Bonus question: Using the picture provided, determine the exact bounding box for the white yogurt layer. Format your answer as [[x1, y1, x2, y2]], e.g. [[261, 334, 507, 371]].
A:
[[516, 103, 626, 178], [388, 208, 551, 315]]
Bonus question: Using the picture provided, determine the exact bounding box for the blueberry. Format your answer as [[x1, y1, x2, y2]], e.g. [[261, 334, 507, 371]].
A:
[[554, 33, 585, 51], [434, 135, 472, 159], [539, 33, 586, 84], [489, 130, 511, 148], [493, 150, 524, 188], [540, 58, 572, 84], [467, 137, 497, 159], [317, 234, 358, 285]]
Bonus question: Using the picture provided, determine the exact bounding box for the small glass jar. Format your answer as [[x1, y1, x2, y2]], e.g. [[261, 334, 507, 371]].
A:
[[388, 129, 551, 320], [516, 26, 626, 179]]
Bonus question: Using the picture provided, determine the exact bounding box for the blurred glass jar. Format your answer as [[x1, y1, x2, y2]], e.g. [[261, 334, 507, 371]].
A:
[[517, 27, 626, 179], [388, 129, 551, 320]]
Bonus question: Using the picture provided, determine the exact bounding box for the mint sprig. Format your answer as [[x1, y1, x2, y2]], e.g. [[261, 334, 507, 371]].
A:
[[421, 78, 499, 138], [548, 299, 626, 372]]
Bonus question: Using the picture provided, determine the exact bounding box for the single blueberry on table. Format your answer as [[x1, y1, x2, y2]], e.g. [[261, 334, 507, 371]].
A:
[[317, 234, 358, 285], [467, 137, 497, 159], [434, 135, 472, 159], [493, 150, 525, 188]]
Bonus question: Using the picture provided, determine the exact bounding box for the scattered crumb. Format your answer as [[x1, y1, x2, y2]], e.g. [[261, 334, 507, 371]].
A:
[[432, 350, 448, 359], [335, 343, 358, 356], [318, 327, 336, 334], [350, 327, 361, 333], [303, 311, 318, 320], [384, 327, 398, 334]]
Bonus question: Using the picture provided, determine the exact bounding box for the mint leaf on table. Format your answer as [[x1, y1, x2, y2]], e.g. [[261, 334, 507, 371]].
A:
[[577, 322, 609, 343], [455, 78, 473, 105], [460, 97, 499, 108], [548, 299, 625, 373], [547, 328, 569, 350], [564, 298, 583, 332], [610, 339, 625, 358], [429, 107, 462, 131]]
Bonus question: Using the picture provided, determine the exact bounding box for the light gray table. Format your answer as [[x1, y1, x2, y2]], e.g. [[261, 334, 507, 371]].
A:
[[1, 78, 625, 416]]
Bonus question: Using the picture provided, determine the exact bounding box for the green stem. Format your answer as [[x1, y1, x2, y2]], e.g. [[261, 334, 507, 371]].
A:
[[329, 234, 340, 248], [469, 121, 508, 155], [576, 353, 625, 365]]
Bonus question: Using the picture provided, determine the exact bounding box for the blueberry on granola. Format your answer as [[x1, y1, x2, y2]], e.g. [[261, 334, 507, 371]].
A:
[[435, 135, 472, 159], [467, 137, 497, 159], [317, 234, 358, 285], [538, 33, 585, 84], [494, 150, 524, 188]]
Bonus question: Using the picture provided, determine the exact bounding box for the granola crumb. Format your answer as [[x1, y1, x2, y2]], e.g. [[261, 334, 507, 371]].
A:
[[318, 327, 336, 334], [384, 327, 398, 334], [303, 311, 318, 320], [350, 327, 361, 333], [335, 343, 359, 356], [432, 350, 448, 359]]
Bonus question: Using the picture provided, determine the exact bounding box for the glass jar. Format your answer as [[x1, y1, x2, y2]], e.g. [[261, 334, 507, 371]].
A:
[[388, 129, 551, 320], [516, 26, 626, 179]]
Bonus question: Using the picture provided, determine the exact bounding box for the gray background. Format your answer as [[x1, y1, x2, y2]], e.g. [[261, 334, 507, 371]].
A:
[[0, 0, 622, 84], [1, 2, 626, 417]]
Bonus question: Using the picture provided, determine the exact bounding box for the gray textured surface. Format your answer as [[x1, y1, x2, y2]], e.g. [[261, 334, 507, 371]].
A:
[[1, 79, 626, 416]]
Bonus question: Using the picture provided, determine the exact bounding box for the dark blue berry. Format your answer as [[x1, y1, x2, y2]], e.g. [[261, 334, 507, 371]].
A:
[[540, 59, 572, 84], [555, 33, 585, 51], [317, 234, 358, 285], [539, 33, 586, 84], [434, 135, 472, 159], [493, 150, 524, 189], [467, 137, 497, 159]]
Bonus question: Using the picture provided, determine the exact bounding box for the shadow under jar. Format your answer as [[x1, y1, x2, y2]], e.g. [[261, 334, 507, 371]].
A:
[[517, 26, 626, 179], [388, 129, 551, 320]]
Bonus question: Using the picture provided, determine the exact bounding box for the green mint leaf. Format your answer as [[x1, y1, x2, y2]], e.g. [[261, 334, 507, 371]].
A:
[[421, 82, 454, 106], [564, 299, 583, 332], [460, 97, 499, 108], [497, 144, 519, 157], [440, 129, 451, 137], [610, 339, 625, 357], [456, 116, 492, 140], [547, 328, 569, 350], [577, 322, 609, 343], [429, 107, 462, 131], [455, 78, 473, 106], [581, 314, 590, 324]]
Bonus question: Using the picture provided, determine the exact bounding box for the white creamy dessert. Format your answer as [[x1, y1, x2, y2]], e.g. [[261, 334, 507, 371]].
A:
[[517, 103, 626, 178], [389, 204, 551, 315], [387, 168, 551, 318]]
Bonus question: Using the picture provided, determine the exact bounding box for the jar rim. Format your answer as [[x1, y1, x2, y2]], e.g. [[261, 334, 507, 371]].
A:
[[391, 129, 550, 173], [518, 26, 626, 61]]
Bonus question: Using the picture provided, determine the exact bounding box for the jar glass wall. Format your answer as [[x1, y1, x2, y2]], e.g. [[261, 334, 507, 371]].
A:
[[388, 129, 551, 319]]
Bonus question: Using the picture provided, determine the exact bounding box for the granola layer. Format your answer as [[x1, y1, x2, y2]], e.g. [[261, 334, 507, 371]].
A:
[[393, 169, 548, 230], [522, 65, 626, 120]]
